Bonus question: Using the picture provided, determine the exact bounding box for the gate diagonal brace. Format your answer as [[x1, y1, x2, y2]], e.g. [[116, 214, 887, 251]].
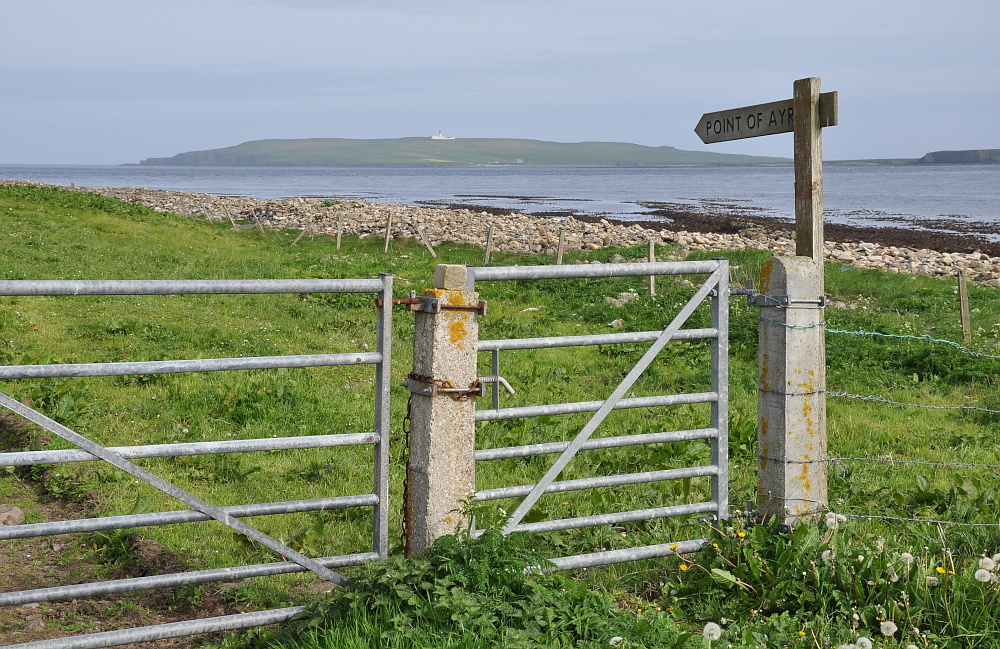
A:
[[377, 295, 487, 315], [0, 391, 351, 587]]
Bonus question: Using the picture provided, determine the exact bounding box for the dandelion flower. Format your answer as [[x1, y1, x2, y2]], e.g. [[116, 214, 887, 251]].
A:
[[992, 553, 1000, 564], [702, 622, 722, 641], [836, 645, 856, 649], [680, 564, 689, 571], [825, 512, 840, 529], [926, 575, 939, 586], [975, 568, 992, 582], [900, 552, 914, 565], [907, 645, 920, 649], [737, 531, 747, 538], [821, 549, 835, 564], [856, 637, 873, 649], [880, 620, 898, 636], [609, 637, 625, 647], [979, 556, 996, 571]]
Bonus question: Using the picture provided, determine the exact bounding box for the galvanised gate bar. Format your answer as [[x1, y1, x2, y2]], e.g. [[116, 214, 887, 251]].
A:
[[471, 260, 729, 570], [0, 277, 393, 649]]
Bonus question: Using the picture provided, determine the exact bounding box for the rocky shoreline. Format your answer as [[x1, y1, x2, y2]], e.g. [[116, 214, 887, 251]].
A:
[[5, 180, 999, 286]]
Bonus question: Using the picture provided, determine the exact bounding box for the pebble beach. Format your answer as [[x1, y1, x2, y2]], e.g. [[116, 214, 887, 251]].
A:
[[5, 181, 1000, 287]]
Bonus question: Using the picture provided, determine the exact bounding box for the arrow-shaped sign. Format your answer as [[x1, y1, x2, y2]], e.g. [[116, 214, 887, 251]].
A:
[[694, 91, 838, 144]]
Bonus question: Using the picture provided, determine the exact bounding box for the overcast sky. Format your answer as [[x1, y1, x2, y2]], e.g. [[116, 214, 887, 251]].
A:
[[2, 0, 998, 165]]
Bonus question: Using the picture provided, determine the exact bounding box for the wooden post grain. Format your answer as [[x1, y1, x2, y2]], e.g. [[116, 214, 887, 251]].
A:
[[793, 77, 824, 273], [336, 214, 342, 251], [556, 230, 566, 265]]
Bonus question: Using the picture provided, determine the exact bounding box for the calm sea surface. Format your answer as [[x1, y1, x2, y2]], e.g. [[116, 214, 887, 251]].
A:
[[2, 164, 998, 240]]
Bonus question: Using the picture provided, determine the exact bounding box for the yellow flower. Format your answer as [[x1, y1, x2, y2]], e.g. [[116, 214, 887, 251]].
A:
[[798, 630, 806, 637], [737, 531, 747, 538], [669, 544, 679, 550], [935, 566, 946, 574]]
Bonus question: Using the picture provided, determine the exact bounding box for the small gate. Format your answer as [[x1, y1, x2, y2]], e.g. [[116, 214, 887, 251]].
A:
[[470, 260, 729, 570], [0, 277, 393, 648]]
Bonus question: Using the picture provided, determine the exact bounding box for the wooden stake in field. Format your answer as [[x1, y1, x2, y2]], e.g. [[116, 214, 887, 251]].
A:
[[336, 214, 343, 251], [958, 270, 971, 343], [383, 213, 394, 254], [556, 230, 566, 265], [483, 225, 495, 266], [416, 227, 437, 258], [648, 240, 656, 297]]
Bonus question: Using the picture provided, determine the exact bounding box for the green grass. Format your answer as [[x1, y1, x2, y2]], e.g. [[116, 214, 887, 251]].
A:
[[2, 184, 999, 647]]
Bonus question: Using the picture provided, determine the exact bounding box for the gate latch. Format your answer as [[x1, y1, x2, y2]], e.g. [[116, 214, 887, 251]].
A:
[[403, 373, 484, 400], [747, 294, 827, 308], [378, 295, 487, 315]]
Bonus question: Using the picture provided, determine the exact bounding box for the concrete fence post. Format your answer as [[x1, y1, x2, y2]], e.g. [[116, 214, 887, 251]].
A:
[[404, 264, 480, 556], [756, 255, 827, 527]]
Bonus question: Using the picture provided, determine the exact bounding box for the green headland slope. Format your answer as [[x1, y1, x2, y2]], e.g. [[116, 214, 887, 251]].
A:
[[137, 137, 790, 167]]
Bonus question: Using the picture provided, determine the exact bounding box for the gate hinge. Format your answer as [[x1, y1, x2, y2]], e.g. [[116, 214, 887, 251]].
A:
[[403, 373, 484, 400]]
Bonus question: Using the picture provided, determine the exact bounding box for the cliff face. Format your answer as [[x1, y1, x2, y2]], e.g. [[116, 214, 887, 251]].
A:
[[916, 149, 1000, 164]]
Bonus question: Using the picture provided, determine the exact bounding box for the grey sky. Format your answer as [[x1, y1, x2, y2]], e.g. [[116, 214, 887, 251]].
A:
[[2, 0, 997, 164]]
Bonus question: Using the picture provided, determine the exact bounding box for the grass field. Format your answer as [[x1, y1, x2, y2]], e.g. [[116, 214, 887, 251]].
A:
[[1, 184, 998, 648]]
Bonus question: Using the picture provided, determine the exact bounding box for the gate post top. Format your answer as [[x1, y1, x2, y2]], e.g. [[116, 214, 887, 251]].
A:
[[433, 264, 469, 290], [759, 255, 823, 297]]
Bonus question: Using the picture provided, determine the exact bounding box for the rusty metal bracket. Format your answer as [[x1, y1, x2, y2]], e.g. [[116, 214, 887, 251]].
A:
[[402, 373, 484, 400], [376, 296, 487, 315], [747, 294, 827, 308]]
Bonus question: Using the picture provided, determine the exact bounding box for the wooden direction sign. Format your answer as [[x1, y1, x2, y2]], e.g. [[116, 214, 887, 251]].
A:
[[694, 92, 838, 144], [694, 77, 838, 268]]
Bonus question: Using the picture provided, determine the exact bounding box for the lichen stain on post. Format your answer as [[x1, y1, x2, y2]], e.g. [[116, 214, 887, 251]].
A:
[[797, 462, 811, 492], [448, 317, 468, 346], [759, 258, 775, 295], [759, 353, 771, 390]]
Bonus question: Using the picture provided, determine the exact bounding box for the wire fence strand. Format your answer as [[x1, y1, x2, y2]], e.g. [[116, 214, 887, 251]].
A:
[[829, 391, 1000, 415], [758, 317, 1000, 359]]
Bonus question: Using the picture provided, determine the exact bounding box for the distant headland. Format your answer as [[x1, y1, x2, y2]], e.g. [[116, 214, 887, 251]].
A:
[[135, 138, 1000, 168], [915, 149, 1000, 165], [135, 137, 791, 167]]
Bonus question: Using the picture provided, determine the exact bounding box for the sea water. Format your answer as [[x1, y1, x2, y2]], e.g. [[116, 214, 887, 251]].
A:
[[2, 164, 997, 240]]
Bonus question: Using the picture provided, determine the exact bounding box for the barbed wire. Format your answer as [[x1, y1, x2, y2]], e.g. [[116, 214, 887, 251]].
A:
[[840, 513, 1000, 528], [756, 317, 1000, 359], [758, 317, 826, 330], [829, 391, 1000, 414], [757, 455, 1000, 470], [763, 497, 1000, 529], [825, 327, 1000, 360]]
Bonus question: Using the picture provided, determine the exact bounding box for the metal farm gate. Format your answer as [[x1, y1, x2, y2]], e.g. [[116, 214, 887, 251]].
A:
[[0, 277, 393, 649], [0, 260, 733, 646], [470, 260, 730, 569]]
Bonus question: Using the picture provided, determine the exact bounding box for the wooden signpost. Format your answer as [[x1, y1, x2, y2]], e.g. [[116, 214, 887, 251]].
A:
[[695, 77, 838, 266], [697, 78, 838, 527]]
